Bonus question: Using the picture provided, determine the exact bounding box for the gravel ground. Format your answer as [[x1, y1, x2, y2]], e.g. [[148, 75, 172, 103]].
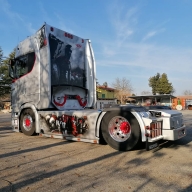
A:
[[0, 110, 192, 192]]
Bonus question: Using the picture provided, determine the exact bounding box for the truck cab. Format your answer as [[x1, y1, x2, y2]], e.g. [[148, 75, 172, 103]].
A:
[[9, 23, 186, 151]]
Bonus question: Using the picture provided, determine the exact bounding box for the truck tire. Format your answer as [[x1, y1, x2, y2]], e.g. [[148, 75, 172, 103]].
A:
[[101, 111, 141, 151], [20, 109, 36, 136]]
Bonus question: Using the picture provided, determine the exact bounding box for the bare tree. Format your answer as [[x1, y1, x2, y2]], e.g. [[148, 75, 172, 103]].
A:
[[141, 91, 151, 95], [183, 90, 192, 95], [171, 88, 176, 95], [112, 77, 133, 104], [103, 82, 108, 87]]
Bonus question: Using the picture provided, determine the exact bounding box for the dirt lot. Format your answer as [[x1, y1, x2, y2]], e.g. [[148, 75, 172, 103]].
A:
[[0, 110, 192, 192]]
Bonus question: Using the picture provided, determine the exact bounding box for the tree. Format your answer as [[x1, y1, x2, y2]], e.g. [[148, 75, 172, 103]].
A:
[[0, 47, 3, 63], [111, 77, 133, 104], [103, 82, 108, 87], [148, 73, 160, 95], [149, 73, 174, 95], [183, 90, 192, 95], [156, 73, 173, 94], [0, 48, 15, 98]]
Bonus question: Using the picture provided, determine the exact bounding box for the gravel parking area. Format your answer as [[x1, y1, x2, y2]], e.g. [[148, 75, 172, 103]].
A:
[[0, 110, 192, 192]]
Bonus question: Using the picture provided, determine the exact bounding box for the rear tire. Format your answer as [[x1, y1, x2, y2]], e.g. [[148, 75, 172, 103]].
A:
[[20, 109, 36, 136], [101, 111, 141, 151]]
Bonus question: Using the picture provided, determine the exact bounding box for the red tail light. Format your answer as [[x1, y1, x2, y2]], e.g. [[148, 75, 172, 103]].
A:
[[145, 121, 162, 138], [64, 32, 74, 39], [44, 39, 47, 46]]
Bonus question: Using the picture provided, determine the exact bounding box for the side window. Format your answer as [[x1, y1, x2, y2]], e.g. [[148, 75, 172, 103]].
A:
[[15, 52, 35, 78], [27, 52, 35, 72], [15, 57, 27, 78]]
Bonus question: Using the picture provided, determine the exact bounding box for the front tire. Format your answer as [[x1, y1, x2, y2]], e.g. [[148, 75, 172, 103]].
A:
[[101, 111, 141, 151], [20, 109, 36, 136]]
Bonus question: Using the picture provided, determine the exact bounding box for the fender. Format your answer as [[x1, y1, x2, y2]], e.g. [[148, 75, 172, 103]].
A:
[[130, 112, 148, 142], [98, 105, 149, 142]]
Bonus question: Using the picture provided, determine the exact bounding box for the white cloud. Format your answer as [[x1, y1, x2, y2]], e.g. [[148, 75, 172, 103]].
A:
[[53, 12, 74, 34], [37, 2, 73, 34], [109, 3, 138, 46], [98, 2, 192, 76], [142, 31, 157, 41], [98, 42, 192, 73], [0, 0, 36, 34], [142, 28, 166, 42]]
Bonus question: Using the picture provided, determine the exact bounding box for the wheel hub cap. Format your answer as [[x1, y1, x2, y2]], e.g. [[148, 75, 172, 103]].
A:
[[23, 115, 33, 131], [25, 118, 31, 127], [119, 122, 130, 134]]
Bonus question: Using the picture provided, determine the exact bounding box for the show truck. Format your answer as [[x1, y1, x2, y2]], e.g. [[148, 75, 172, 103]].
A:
[[9, 23, 186, 151]]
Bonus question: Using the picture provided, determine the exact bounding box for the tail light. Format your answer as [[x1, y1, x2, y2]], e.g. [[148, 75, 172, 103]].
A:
[[44, 39, 47, 46], [145, 121, 162, 138], [64, 32, 73, 39], [50, 27, 84, 42]]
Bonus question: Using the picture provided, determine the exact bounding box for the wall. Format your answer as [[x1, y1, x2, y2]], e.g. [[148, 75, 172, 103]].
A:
[[97, 89, 115, 99]]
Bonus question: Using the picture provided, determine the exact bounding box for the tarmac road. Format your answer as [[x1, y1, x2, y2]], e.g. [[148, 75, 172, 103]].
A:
[[0, 110, 192, 192]]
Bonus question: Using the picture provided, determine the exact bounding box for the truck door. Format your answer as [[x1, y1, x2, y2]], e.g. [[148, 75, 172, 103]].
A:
[[9, 52, 36, 111]]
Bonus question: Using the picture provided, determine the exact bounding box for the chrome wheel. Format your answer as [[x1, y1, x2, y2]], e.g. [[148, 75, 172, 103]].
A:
[[108, 116, 131, 142]]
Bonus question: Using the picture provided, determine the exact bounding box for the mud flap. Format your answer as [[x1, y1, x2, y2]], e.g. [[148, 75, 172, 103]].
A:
[[146, 138, 159, 151]]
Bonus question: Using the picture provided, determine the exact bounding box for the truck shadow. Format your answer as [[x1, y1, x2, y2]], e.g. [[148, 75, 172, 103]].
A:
[[135, 127, 192, 154]]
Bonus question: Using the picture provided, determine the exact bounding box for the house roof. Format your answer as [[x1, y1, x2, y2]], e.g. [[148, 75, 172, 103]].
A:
[[97, 86, 115, 91]]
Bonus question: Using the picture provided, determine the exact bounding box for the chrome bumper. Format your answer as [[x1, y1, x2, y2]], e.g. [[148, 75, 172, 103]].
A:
[[162, 125, 186, 140]]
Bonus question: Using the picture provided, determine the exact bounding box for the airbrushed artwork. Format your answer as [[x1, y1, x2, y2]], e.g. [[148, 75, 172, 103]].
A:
[[49, 33, 86, 87], [40, 114, 89, 137], [51, 86, 87, 110], [47, 28, 87, 110]]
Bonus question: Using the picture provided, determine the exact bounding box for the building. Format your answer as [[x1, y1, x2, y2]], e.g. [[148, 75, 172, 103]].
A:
[[96, 85, 117, 109], [127, 94, 176, 107], [173, 95, 192, 110], [127, 94, 192, 110]]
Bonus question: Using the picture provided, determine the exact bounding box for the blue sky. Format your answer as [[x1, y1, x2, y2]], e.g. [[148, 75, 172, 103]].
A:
[[0, 0, 192, 96]]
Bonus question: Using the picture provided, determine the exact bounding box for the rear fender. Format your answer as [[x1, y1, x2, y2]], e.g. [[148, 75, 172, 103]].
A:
[[97, 107, 147, 142], [96, 111, 106, 137], [131, 112, 148, 142]]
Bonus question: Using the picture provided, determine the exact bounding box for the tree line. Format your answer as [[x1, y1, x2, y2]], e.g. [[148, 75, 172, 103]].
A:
[[99, 73, 192, 104], [0, 47, 15, 98], [98, 74, 174, 104]]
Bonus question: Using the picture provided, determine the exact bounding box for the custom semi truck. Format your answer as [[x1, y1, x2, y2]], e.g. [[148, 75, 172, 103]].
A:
[[9, 23, 186, 151]]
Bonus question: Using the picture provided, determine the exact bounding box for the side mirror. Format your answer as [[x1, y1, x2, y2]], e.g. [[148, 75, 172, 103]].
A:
[[9, 59, 16, 79]]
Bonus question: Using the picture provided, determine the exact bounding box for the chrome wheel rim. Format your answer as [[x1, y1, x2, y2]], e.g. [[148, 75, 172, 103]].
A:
[[108, 116, 131, 142], [23, 115, 33, 131]]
